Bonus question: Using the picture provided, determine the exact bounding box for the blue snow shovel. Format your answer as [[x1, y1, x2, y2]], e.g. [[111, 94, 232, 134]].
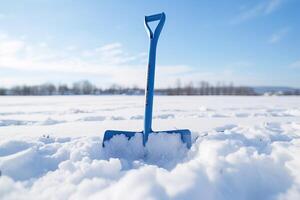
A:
[[102, 12, 192, 149]]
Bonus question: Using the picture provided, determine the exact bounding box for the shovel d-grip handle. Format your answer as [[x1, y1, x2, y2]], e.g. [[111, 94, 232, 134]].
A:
[[144, 13, 166, 40], [143, 13, 165, 145]]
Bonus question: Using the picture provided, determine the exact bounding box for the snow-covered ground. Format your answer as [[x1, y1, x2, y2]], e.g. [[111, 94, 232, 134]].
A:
[[0, 96, 300, 200]]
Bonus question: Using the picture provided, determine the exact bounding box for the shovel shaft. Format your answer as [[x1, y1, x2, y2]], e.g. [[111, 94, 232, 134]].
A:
[[144, 13, 165, 145], [144, 39, 157, 140]]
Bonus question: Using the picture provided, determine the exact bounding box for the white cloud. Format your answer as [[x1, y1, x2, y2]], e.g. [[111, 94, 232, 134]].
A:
[[0, 39, 25, 55], [231, 0, 285, 24], [97, 42, 122, 52], [0, 77, 47, 86], [265, 0, 283, 14], [0, 34, 260, 88], [268, 27, 290, 44], [0, 34, 198, 87]]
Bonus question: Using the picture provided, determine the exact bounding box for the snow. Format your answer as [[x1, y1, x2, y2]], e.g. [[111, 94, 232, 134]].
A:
[[0, 96, 300, 200]]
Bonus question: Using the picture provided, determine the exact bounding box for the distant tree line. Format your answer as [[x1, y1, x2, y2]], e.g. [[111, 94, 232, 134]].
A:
[[278, 90, 300, 96], [0, 81, 144, 96], [0, 80, 300, 96], [157, 80, 257, 95]]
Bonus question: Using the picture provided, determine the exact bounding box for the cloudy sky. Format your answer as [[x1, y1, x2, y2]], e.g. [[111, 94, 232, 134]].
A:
[[0, 0, 300, 88]]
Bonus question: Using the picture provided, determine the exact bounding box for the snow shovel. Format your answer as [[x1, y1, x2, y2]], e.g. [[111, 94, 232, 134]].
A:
[[102, 12, 192, 149]]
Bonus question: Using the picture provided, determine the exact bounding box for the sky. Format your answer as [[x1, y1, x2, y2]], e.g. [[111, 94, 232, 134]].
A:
[[0, 0, 300, 88]]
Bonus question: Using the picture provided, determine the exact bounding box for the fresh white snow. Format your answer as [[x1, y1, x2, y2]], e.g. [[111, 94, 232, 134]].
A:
[[0, 96, 300, 200]]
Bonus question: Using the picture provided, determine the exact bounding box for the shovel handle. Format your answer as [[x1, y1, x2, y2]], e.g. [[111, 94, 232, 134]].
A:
[[143, 13, 165, 144], [144, 12, 166, 40]]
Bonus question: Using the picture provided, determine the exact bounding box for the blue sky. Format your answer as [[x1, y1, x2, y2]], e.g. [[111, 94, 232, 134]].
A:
[[0, 0, 300, 88]]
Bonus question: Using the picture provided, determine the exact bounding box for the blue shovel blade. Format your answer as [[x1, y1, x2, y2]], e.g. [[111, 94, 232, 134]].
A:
[[102, 129, 192, 149], [154, 129, 192, 149], [102, 130, 141, 147]]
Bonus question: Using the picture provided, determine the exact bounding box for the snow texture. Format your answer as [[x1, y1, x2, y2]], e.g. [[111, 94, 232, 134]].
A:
[[0, 96, 300, 200]]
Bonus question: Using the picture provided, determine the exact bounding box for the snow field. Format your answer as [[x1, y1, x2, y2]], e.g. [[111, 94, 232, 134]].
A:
[[0, 96, 300, 199]]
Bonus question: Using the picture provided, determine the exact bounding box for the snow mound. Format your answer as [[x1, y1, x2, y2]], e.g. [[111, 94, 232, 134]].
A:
[[0, 123, 300, 200], [103, 133, 189, 169]]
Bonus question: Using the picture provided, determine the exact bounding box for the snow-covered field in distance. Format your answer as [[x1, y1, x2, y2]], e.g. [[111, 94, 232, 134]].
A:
[[0, 96, 300, 200]]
